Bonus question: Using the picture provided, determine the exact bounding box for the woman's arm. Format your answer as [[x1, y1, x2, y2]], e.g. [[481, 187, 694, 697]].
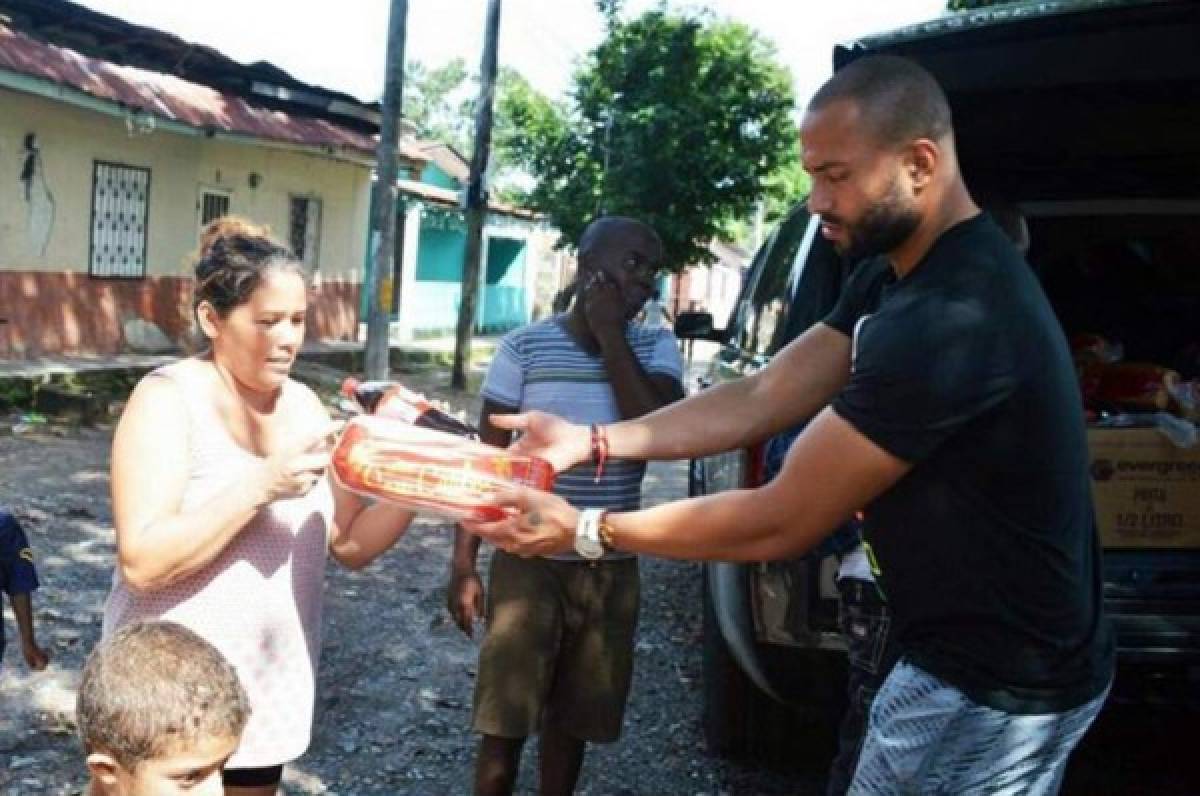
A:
[[323, 393, 415, 570], [328, 489, 415, 571], [112, 377, 269, 592]]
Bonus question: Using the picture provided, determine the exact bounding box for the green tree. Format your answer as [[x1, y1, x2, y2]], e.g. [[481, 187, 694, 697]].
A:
[[404, 61, 542, 199], [492, 67, 566, 202], [718, 154, 810, 247], [594, 0, 625, 30], [499, 10, 798, 272], [405, 58, 472, 153]]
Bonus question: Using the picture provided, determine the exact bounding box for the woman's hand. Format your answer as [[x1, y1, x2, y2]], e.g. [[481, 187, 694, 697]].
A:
[[489, 411, 591, 474], [254, 421, 341, 504], [463, 486, 579, 557]]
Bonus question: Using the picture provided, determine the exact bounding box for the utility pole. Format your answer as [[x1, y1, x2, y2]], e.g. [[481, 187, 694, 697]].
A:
[[364, 0, 409, 380], [453, 0, 502, 389]]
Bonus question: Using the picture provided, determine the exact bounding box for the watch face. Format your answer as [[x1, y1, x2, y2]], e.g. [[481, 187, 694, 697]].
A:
[[576, 536, 605, 560]]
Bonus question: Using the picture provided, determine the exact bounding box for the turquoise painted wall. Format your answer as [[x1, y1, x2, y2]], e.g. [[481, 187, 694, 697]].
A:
[[420, 163, 461, 191], [482, 237, 527, 333], [408, 219, 467, 336], [385, 203, 533, 337], [415, 225, 466, 282]]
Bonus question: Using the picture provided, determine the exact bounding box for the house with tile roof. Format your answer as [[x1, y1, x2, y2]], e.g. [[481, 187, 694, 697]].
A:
[[0, 0, 430, 357]]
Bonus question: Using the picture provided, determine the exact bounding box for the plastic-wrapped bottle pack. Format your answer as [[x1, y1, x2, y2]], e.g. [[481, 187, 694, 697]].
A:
[[331, 415, 555, 521]]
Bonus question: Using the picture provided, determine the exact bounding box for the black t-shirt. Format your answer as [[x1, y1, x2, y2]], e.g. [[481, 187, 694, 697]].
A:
[[824, 213, 1114, 714]]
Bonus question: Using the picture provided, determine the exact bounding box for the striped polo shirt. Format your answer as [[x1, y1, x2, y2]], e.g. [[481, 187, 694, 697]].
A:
[[481, 315, 684, 560]]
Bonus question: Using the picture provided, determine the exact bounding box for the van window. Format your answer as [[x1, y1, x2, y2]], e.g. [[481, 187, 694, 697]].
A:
[[731, 207, 814, 358]]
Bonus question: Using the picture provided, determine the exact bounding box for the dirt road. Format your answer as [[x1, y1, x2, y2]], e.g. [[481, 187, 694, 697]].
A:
[[0, 364, 801, 795]]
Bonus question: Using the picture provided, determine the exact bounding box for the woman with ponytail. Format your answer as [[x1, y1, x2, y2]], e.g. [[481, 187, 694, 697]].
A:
[[103, 217, 415, 793]]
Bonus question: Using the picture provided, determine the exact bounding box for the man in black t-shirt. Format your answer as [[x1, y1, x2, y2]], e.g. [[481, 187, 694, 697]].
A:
[[467, 55, 1113, 795]]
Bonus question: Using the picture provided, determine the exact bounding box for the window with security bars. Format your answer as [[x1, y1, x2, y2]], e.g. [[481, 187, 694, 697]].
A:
[[200, 190, 230, 226], [90, 162, 150, 278], [289, 196, 322, 269]]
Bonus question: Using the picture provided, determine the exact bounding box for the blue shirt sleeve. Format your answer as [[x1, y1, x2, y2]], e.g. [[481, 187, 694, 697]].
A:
[[480, 331, 525, 410], [646, 327, 685, 382], [0, 511, 40, 595]]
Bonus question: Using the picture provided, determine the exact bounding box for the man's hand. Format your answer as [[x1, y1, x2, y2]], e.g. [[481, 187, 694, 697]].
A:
[[447, 565, 485, 639], [463, 486, 579, 558], [580, 271, 627, 341], [22, 641, 49, 671], [490, 411, 591, 474]]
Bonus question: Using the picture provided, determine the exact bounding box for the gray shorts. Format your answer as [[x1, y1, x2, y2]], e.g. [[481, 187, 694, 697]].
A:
[[850, 659, 1110, 795]]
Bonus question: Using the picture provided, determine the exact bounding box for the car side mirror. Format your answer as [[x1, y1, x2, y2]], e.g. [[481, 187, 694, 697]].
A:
[[674, 311, 720, 341]]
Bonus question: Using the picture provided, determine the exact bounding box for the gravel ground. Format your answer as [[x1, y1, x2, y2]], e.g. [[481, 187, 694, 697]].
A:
[[0, 361, 803, 795], [4, 359, 1198, 795]]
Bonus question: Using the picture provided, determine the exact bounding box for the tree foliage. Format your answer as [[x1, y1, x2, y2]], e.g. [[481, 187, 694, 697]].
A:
[[718, 155, 809, 245], [497, 10, 798, 272], [594, 0, 624, 31], [491, 67, 566, 201], [404, 59, 473, 154], [404, 61, 540, 201]]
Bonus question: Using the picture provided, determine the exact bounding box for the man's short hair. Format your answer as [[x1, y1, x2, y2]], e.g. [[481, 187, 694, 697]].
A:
[[808, 55, 953, 147], [578, 216, 662, 260], [77, 621, 249, 769]]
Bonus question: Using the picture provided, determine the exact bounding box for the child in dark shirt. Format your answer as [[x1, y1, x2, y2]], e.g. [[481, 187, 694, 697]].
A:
[[0, 509, 49, 671]]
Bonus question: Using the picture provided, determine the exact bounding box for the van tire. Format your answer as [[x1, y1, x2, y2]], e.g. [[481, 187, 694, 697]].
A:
[[701, 570, 751, 755], [701, 570, 841, 772]]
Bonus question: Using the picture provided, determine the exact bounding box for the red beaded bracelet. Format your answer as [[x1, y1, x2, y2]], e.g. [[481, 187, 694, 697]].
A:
[[590, 423, 609, 483]]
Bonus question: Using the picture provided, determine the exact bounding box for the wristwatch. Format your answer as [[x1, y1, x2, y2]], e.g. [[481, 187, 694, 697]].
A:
[[575, 508, 607, 560]]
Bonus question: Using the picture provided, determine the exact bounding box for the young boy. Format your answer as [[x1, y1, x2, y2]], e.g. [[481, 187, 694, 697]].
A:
[[0, 508, 49, 671], [77, 620, 250, 795]]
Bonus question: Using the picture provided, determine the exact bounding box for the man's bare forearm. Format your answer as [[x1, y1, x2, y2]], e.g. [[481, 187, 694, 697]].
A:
[[606, 323, 851, 461], [600, 408, 908, 560]]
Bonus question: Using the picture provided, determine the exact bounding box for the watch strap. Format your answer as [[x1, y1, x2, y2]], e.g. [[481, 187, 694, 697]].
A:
[[597, 512, 615, 549]]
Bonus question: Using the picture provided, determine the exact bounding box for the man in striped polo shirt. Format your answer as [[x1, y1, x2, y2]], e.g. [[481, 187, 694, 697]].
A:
[[448, 217, 685, 796]]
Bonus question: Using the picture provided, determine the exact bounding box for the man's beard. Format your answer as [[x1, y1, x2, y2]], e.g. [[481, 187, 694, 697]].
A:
[[835, 183, 921, 262]]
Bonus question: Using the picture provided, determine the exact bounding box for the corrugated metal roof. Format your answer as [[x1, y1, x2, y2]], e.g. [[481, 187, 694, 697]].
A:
[[0, 21, 427, 162], [418, 140, 471, 184], [397, 178, 538, 221], [0, 0, 382, 131]]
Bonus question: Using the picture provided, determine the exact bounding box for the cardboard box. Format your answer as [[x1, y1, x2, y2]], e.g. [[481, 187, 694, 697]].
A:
[[1088, 427, 1200, 549]]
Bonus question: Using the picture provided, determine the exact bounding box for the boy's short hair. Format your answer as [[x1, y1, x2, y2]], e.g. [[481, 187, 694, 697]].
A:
[[77, 621, 249, 768]]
